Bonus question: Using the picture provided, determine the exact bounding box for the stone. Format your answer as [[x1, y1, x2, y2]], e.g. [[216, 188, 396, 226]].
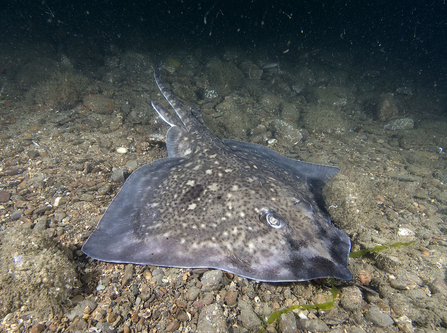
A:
[[279, 312, 298, 333], [197, 303, 227, 333], [201, 270, 223, 291], [299, 318, 329, 332], [383, 118, 414, 131], [364, 306, 394, 327], [238, 300, 262, 330]]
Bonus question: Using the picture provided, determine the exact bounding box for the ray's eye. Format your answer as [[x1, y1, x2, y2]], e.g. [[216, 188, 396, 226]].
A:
[[260, 210, 284, 229]]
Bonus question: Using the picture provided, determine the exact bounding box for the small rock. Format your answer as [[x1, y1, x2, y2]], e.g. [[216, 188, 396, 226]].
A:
[[98, 184, 112, 195], [364, 306, 394, 327], [33, 204, 53, 215], [79, 193, 95, 202], [383, 118, 414, 131], [30, 322, 45, 333], [122, 264, 134, 286], [140, 283, 152, 301], [279, 312, 298, 333], [376, 93, 398, 121], [116, 147, 128, 154], [67, 300, 97, 321], [224, 289, 237, 306], [394, 315, 413, 332], [125, 159, 138, 171], [186, 286, 200, 301], [53, 211, 67, 222], [106, 312, 117, 323], [299, 318, 329, 332], [111, 168, 125, 183], [272, 118, 303, 147], [348, 328, 366, 333], [340, 286, 364, 312], [238, 300, 262, 330], [10, 210, 23, 220], [430, 278, 447, 296], [0, 190, 10, 202], [197, 303, 228, 333], [194, 292, 214, 308], [165, 319, 180, 332], [201, 270, 223, 291], [28, 150, 40, 159], [83, 95, 114, 115], [34, 216, 48, 230]]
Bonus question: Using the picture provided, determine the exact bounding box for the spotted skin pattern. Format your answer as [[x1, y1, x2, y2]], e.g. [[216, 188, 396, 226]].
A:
[[82, 64, 352, 282]]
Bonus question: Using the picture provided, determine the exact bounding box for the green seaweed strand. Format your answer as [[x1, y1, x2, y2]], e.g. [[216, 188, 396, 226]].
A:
[[348, 240, 416, 258], [258, 241, 415, 332], [258, 278, 337, 333]]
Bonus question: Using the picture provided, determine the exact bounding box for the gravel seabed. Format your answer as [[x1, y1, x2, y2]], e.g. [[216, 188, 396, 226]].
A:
[[1, 44, 447, 332]]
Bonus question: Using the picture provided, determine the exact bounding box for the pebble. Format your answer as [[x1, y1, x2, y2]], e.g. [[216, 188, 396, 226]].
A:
[[197, 303, 228, 333], [0, 190, 10, 203], [98, 184, 112, 195], [125, 159, 138, 171], [186, 286, 200, 301], [111, 168, 125, 183], [201, 270, 223, 291], [139, 283, 152, 301], [193, 292, 214, 308], [397, 227, 415, 237], [27, 150, 40, 159], [122, 264, 134, 286], [383, 118, 414, 131], [116, 147, 128, 154], [66, 300, 97, 321], [389, 271, 420, 290], [10, 210, 23, 220], [299, 318, 329, 332], [430, 278, 447, 296], [279, 312, 298, 333], [224, 289, 237, 306], [53, 211, 66, 222], [364, 306, 394, 327], [165, 319, 180, 331], [238, 300, 262, 330], [34, 216, 48, 230], [271, 118, 303, 146], [30, 323, 45, 333], [340, 286, 364, 312], [33, 204, 53, 215]]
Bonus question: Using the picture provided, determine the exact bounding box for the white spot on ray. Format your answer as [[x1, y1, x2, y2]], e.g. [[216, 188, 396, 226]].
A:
[[186, 180, 195, 186], [208, 183, 219, 191], [206, 169, 213, 175], [188, 203, 197, 210]]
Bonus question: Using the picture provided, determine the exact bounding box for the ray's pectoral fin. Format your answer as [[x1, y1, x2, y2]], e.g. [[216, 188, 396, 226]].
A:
[[81, 157, 187, 263], [223, 139, 340, 181]]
